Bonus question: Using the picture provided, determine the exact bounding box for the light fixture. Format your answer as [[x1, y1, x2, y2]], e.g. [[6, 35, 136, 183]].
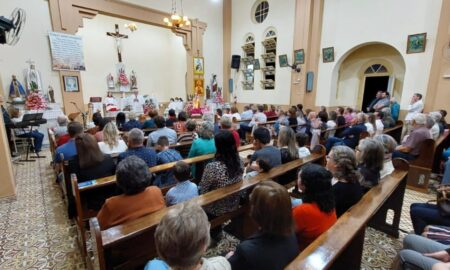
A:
[[164, 0, 190, 28], [124, 23, 138, 32]]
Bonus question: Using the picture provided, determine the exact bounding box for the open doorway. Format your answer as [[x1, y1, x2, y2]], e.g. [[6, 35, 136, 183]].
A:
[[362, 76, 389, 112]]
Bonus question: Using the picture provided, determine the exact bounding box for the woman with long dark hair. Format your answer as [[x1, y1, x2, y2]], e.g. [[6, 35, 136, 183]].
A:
[[199, 130, 243, 241], [292, 164, 337, 250], [227, 181, 299, 270], [116, 112, 126, 131]]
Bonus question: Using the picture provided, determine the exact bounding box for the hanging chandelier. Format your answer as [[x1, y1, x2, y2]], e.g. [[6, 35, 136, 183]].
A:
[[163, 0, 191, 28]]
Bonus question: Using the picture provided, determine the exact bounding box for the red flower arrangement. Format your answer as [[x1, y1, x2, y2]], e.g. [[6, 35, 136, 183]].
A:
[[25, 92, 47, 110]]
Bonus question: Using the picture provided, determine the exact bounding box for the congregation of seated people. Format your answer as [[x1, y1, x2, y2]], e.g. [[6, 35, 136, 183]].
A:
[[44, 93, 450, 270]]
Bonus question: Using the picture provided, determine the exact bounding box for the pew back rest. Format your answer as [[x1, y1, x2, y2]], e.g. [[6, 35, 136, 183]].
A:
[[286, 159, 409, 270], [410, 138, 436, 168], [90, 148, 326, 270]]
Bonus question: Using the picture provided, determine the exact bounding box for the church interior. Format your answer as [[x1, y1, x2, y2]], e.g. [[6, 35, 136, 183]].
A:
[[1, 0, 450, 269]]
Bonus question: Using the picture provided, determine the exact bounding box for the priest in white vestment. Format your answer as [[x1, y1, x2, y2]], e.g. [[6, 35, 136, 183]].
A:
[[127, 90, 145, 114]]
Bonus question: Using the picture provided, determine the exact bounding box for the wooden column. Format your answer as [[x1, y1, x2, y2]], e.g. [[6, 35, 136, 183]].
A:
[[290, 0, 324, 110], [424, 0, 450, 113], [222, 0, 232, 102], [0, 93, 16, 199]]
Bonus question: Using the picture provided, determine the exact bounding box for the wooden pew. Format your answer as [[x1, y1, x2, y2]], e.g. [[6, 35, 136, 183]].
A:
[[89, 148, 326, 270], [407, 130, 450, 192], [383, 120, 403, 144], [71, 144, 255, 257], [286, 159, 409, 270]]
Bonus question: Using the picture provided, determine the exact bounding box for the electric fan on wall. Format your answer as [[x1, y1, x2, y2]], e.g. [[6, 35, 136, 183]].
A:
[[0, 8, 26, 45]]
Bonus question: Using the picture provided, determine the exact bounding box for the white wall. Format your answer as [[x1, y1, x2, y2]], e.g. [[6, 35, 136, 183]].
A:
[[0, 0, 62, 103], [122, 0, 224, 89], [77, 15, 186, 102], [316, 0, 442, 109], [231, 0, 296, 105]]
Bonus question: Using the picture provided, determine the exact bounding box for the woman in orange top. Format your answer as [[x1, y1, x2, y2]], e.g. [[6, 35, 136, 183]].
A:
[[292, 163, 337, 250], [97, 156, 166, 230]]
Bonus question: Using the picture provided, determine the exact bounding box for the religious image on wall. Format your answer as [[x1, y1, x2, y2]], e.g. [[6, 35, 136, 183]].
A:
[[194, 78, 204, 96], [193, 57, 204, 75], [48, 32, 86, 71]]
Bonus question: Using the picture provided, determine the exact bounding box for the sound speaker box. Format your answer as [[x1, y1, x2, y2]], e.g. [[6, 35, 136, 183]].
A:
[[231, 55, 241, 69]]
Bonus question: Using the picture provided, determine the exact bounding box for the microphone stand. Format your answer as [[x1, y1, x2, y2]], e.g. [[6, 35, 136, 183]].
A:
[[71, 102, 87, 129]]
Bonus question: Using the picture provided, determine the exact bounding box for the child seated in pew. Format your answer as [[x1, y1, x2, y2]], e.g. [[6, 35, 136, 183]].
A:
[[165, 161, 199, 206], [97, 156, 165, 230], [243, 158, 271, 180], [226, 181, 299, 270], [154, 136, 183, 187], [144, 203, 231, 270], [295, 133, 311, 158]]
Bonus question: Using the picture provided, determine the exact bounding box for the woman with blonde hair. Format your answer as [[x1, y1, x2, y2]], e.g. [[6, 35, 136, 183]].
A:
[[98, 122, 128, 155]]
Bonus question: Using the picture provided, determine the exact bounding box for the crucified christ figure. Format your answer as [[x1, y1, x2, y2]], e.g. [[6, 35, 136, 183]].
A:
[[106, 24, 128, 63]]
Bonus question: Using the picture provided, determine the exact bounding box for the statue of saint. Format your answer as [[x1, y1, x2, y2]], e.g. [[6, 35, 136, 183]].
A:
[[48, 85, 55, 103], [130, 70, 138, 89], [25, 62, 43, 92], [195, 79, 204, 95], [9, 75, 26, 101], [107, 73, 115, 89]]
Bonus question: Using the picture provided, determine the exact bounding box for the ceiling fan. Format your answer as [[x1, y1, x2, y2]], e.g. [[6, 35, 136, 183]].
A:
[[0, 8, 26, 45]]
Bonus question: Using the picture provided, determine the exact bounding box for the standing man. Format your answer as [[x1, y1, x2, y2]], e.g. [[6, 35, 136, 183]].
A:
[[402, 93, 424, 138], [373, 91, 390, 112], [390, 96, 400, 122], [367, 90, 383, 112]]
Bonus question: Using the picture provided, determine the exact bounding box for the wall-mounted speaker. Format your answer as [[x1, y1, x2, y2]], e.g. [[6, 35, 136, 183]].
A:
[[231, 55, 241, 69]]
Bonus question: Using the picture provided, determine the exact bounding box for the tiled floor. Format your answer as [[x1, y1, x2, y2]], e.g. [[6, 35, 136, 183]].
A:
[[0, 149, 436, 269]]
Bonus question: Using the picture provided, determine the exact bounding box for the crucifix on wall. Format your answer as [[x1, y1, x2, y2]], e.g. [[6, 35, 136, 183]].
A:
[[106, 24, 128, 63]]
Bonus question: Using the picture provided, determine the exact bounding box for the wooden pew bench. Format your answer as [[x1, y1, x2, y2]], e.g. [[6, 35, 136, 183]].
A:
[[70, 144, 255, 257], [286, 159, 409, 270], [88, 149, 326, 270], [383, 120, 403, 144], [407, 130, 450, 192]]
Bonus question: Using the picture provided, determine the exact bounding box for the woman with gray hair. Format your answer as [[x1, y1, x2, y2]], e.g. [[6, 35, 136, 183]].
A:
[[373, 134, 397, 178], [144, 203, 231, 270], [97, 156, 165, 230], [326, 145, 363, 216], [356, 138, 385, 192], [188, 121, 216, 177]]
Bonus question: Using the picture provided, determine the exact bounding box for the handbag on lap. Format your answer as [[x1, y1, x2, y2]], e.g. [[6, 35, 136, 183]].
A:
[[437, 185, 450, 216]]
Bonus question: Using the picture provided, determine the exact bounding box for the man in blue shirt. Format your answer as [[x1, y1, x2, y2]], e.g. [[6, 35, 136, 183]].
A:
[[154, 136, 182, 187], [146, 116, 177, 147], [325, 113, 367, 153], [390, 97, 400, 122], [250, 127, 281, 168], [54, 121, 83, 163], [119, 128, 157, 167], [165, 161, 198, 206]]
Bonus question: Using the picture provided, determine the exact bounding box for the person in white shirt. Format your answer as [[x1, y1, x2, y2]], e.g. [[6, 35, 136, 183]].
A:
[[402, 93, 424, 138], [326, 111, 338, 137], [429, 112, 442, 140], [296, 133, 311, 158], [127, 90, 145, 113], [98, 122, 127, 155], [239, 105, 266, 140], [365, 113, 376, 137], [375, 112, 385, 136]]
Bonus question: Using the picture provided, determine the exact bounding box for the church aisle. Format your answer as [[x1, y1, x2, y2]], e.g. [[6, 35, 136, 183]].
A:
[[0, 150, 85, 269]]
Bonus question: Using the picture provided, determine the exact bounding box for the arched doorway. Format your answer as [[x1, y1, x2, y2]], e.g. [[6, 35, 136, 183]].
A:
[[335, 43, 405, 110]]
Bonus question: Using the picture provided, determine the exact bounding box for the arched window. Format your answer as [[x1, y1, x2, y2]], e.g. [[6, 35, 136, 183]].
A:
[[242, 34, 256, 90], [364, 64, 388, 74], [260, 28, 277, 90]]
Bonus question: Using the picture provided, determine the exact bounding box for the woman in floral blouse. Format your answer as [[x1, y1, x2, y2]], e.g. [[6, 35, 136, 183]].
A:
[[199, 130, 244, 241]]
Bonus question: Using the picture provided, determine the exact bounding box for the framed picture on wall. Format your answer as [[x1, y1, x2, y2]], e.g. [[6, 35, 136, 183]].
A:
[[63, 75, 79, 92], [407, 33, 427, 54], [279, 54, 289, 67], [322, 47, 334, 63], [253, 59, 260, 70], [294, 49, 305, 64], [193, 57, 205, 75]]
